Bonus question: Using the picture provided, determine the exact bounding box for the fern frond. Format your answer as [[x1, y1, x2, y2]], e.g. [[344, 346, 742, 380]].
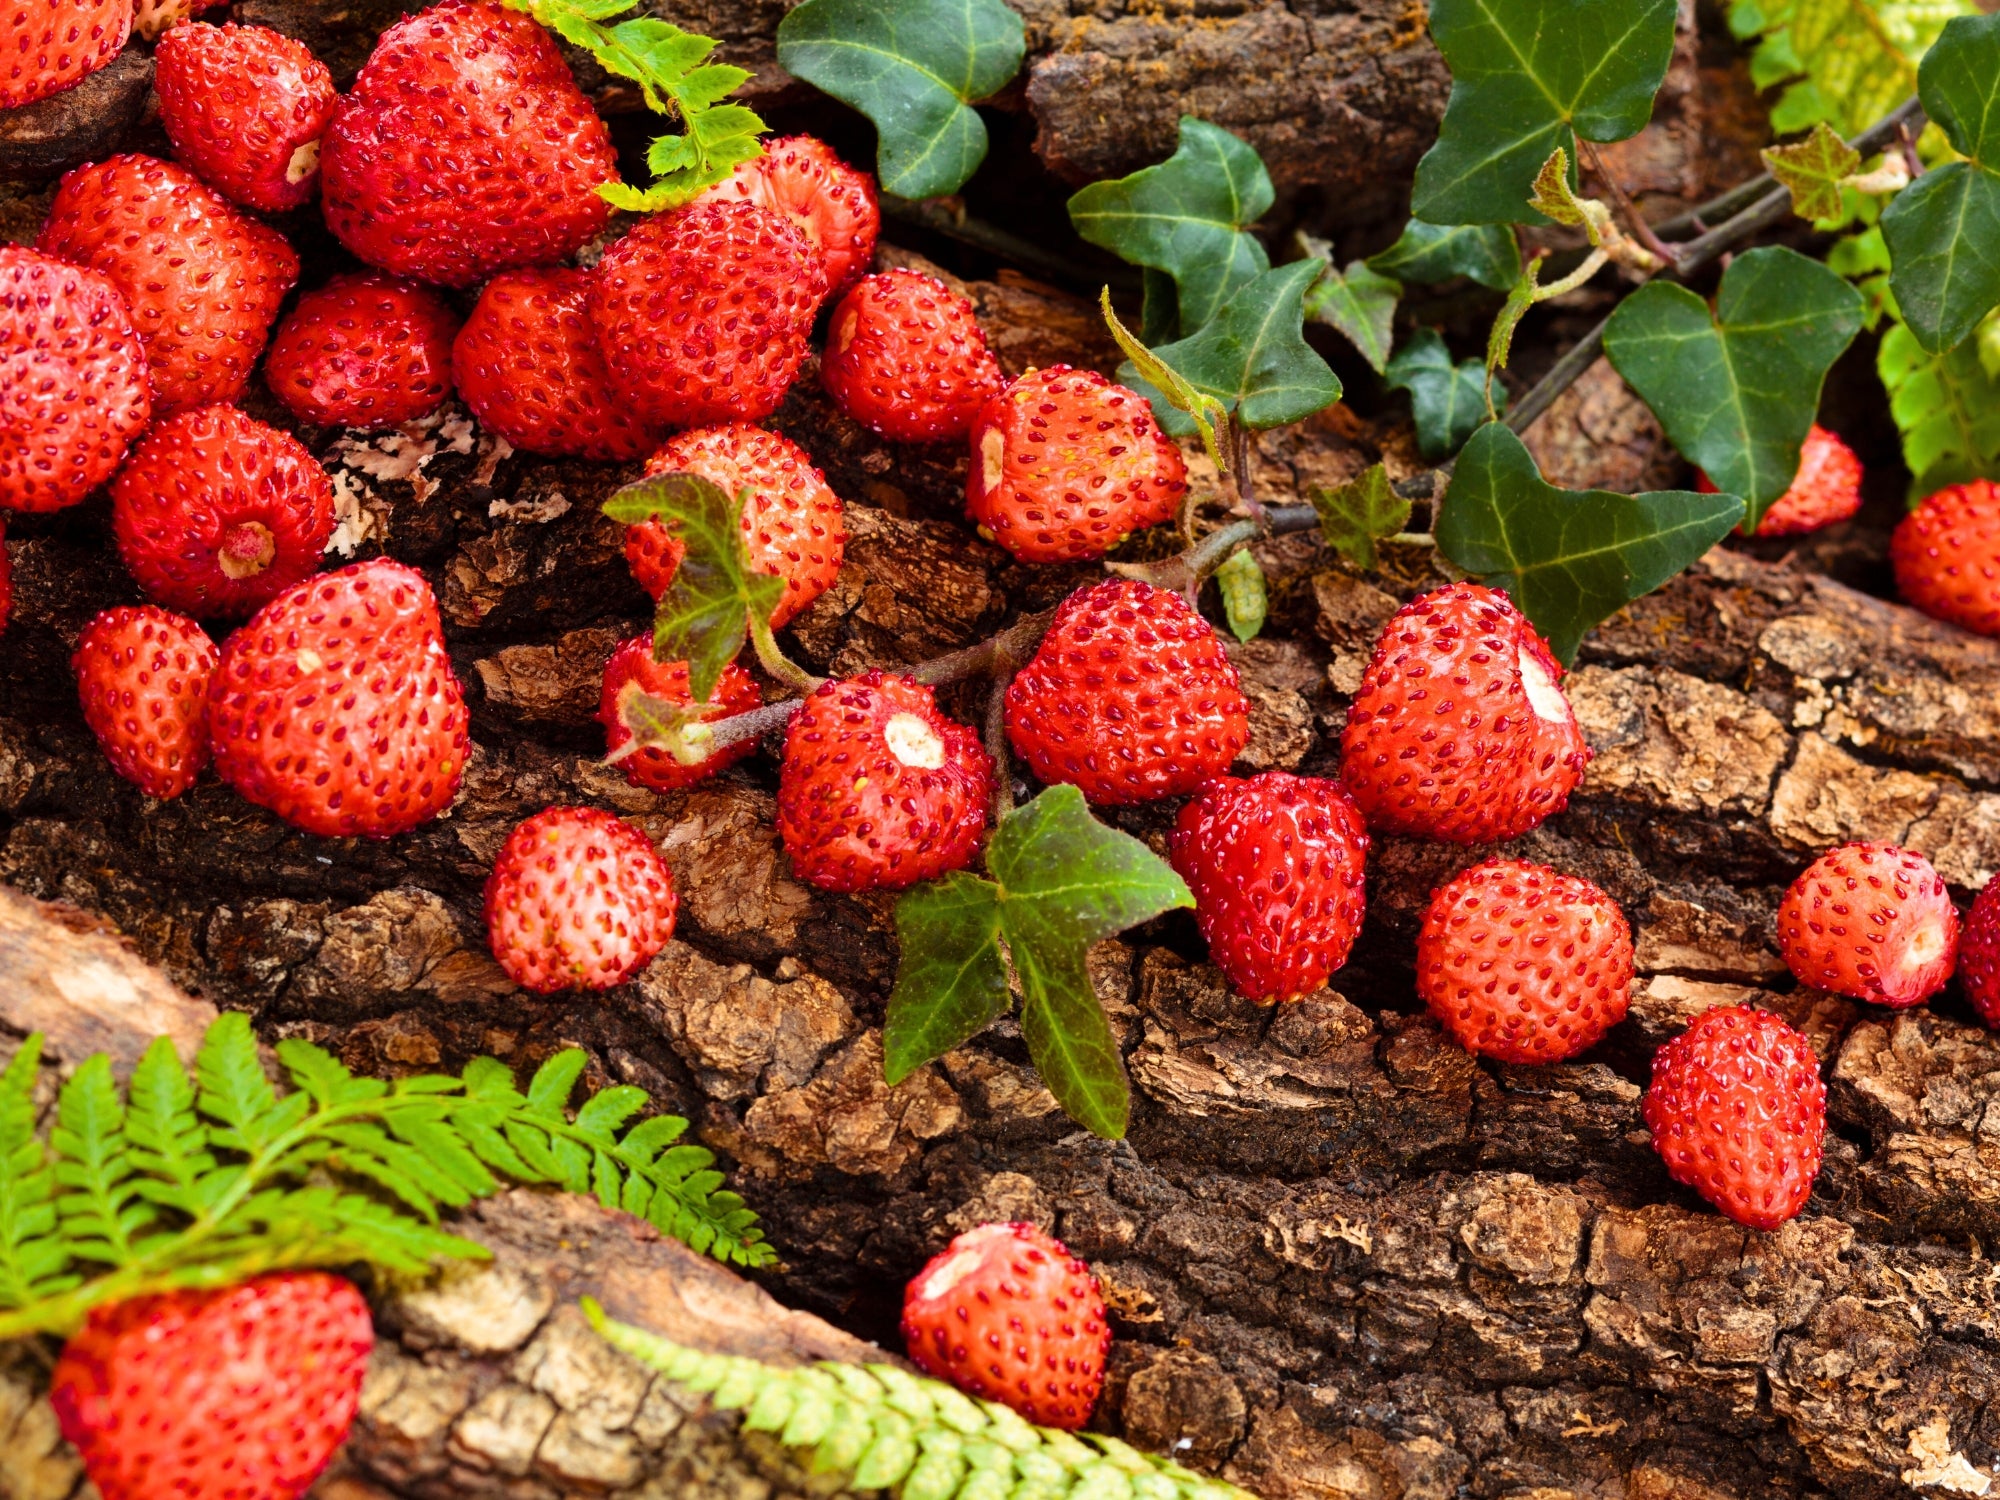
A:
[[1880, 307, 2000, 496]]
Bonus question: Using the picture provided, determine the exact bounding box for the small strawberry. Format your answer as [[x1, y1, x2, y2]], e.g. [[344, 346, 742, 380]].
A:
[[1891, 478, 2000, 637], [776, 671, 991, 892], [600, 636, 761, 794], [110, 406, 335, 620], [1643, 1004, 1827, 1231], [697, 134, 880, 302], [154, 22, 337, 214], [132, 0, 225, 42], [589, 199, 826, 428], [37, 154, 299, 416], [632, 425, 848, 628], [1339, 581, 1591, 845], [1417, 857, 1633, 1064], [484, 805, 678, 992], [73, 606, 219, 800], [0, 244, 150, 513], [1957, 882, 2000, 1029], [208, 558, 470, 838], [50, 1271, 372, 1500], [453, 267, 661, 462], [821, 269, 1006, 444], [966, 365, 1189, 564], [1170, 773, 1370, 1003], [0, 0, 129, 109], [264, 272, 460, 431], [1005, 578, 1249, 806], [320, 0, 618, 288], [1699, 424, 1863, 538], [901, 1222, 1110, 1430], [1775, 841, 1958, 1008]]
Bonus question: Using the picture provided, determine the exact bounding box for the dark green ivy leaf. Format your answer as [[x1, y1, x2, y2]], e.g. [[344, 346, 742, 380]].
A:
[[1311, 464, 1410, 571], [1385, 329, 1497, 459], [1367, 219, 1522, 290], [1302, 248, 1401, 374], [883, 872, 1007, 1086], [1436, 424, 1745, 664]]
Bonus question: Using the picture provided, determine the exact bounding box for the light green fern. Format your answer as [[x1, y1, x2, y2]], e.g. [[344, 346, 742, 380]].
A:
[[1880, 307, 2000, 498], [1729, 0, 1975, 135]]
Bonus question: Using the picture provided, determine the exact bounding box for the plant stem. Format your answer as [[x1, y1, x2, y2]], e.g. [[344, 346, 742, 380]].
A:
[[878, 196, 1140, 296], [985, 672, 1016, 823], [746, 616, 823, 696], [1580, 140, 1679, 266]]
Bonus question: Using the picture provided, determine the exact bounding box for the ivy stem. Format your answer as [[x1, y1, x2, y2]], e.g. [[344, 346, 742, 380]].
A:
[[1578, 141, 1680, 267], [746, 615, 823, 696], [985, 670, 1017, 823]]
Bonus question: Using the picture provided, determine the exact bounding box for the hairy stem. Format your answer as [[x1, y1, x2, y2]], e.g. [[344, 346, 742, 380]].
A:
[[1580, 141, 1679, 266], [747, 616, 824, 696]]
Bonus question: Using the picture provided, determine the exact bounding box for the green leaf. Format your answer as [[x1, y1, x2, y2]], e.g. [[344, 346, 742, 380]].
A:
[[1882, 13, 2000, 354], [1368, 219, 1521, 290], [526, 1050, 589, 1117], [1385, 329, 1497, 459], [1879, 307, 2000, 496], [1411, 0, 1679, 225], [194, 1013, 282, 1152], [1734, 0, 1975, 138], [1602, 246, 1865, 525], [1312, 464, 1411, 571], [1068, 117, 1274, 336], [125, 1037, 210, 1212], [1436, 423, 1745, 663], [1215, 549, 1268, 643], [52, 1056, 146, 1265], [1765, 121, 1864, 222], [1486, 254, 1544, 390], [775, 0, 1025, 200], [1301, 244, 1400, 373], [884, 872, 1007, 1087]]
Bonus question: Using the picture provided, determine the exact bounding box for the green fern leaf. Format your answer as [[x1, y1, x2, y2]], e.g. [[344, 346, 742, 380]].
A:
[[125, 1037, 212, 1214], [1733, 0, 1976, 135], [0, 1037, 67, 1310], [527, 1050, 588, 1115], [51, 1055, 151, 1265]]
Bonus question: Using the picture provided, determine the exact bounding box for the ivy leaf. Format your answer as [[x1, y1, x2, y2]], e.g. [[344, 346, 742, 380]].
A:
[[1215, 550, 1268, 642], [1301, 244, 1401, 374], [775, 0, 1025, 200], [602, 472, 782, 704], [1882, 12, 2000, 355], [1068, 117, 1274, 336], [883, 873, 1007, 1086], [1368, 219, 1521, 290], [1732, 0, 1974, 138], [1603, 247, 1864, 526], [1436, 424, 1745, 663], [1312, 464, 1410, 571], [1765, 121, 1863, 222], [1486, 253, 1544, 390], [1879, 308, 2000, 497], [1386, 329, 1498, 460], [1411, 0, 1679, 225]]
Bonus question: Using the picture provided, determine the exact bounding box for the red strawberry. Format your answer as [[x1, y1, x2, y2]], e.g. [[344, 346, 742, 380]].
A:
[[1417, 857, 1632, 1064], [50, 1271, 372, 1500], [320, 0, 617, 288], [589, 199, 826, 428], [901, 1222, 1110, 1430], [697, 134, 879, 303], [1005, 578, 1249, 806], [1699, 424, 1863, 538], [1169, 772, 1370, 1003], [1339, 582, 1590, 845], [207, 558, 470, 838], [1642, 1004, 1827, 1231], [484, 805, 678, 992], [822, 269, 1006, 444], [37, 154, 299, 416], [633, 425, 848, 628], [74, 606, 219, 799], [966, 365, 1189, 564], [1775, 841, 1958, 1008], [0, 244, 150, 513], [600, 636, 761, 794], [154, 23, 337, 214], [0, 0, 128, 109], [453, 267, 661, 462], [110, 406, 335, 620], [1891, 478, 2000, 637], [1957, 882, 2000, 1029], [264, 272, 459, 431], [776, 670, 991, 892]]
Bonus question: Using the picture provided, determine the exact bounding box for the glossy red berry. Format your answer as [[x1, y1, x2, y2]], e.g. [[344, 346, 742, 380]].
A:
[[821, 269, 1005, 443], [1700, 424, 1863, 538], [1958, 882, 2000, 1029], [73, 606, 219, 800], [264, 273, 459, 431], [1891, 478, 2000, 636], [1775, 842, 1958, 1008], [0, 0, 129, 109], [697, 134, 879, 302], [484, 806, 678, 992], [154, 22, 337, 214], [599, 637, 761, 794]]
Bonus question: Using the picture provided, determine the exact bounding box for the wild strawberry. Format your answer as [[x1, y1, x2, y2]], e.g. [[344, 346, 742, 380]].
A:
[[110, 406, 335, 620], [320, 0, 617, 288], [1643, 1004, 1826, 1231], [589, 199, 826, 428], [37, 154, 298, 416], [821, 269, 1006, 444], [0, 245, 150, 513], [154, 23, 337, 215], [901, 1222, 1109, 1430], [632, 425, 848, 628], [264, 272, 459, 431], [453, 267, 661, 462], [600, 637, 761, 794], [776, 671, 991, 892], [0, 0, 128, 109], [1339, 582, 1590, 845], [1957, 883, 2000, 1029], [132, 0, 225, 42], [1775, 841, 1958, 1008], [1699, 424, 1863, 538], [966, 366, 1189, 564], [1891, 478, 2000, 637], [1417, 857, 1632, 1063], [207, 558, 470, 838], [698, 134, 878, 302], [484, 805, 678, 992], [51, 1272, 372, 1500], [1005, 579, 1249, 806], [1170, 773, 1370, 1002], [73, 606, 218, 800]]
